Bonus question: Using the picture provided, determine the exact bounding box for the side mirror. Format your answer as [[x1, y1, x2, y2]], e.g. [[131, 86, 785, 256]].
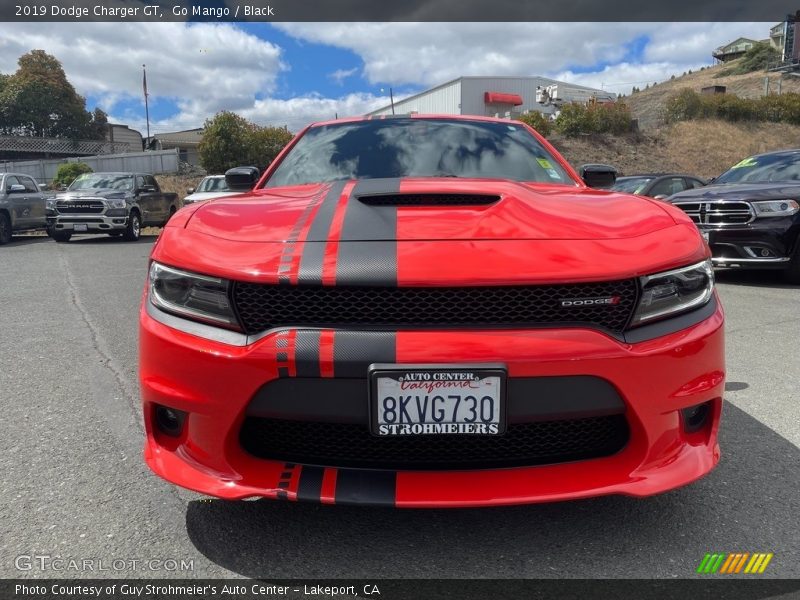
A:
[[653, 194, 669, 200], [140, 185, 156, 193], [186, 188, 195, 195], [225, 166, 260, 191], [7, 184, 26, 194], [579, 164, 617, 189], [39, 183, 49, 191]]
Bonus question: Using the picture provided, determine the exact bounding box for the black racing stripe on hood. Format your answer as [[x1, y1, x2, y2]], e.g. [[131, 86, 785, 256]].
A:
[[335, 468, 396, 507], [337, 178, 400, 286], [298, 179, 347, 284]]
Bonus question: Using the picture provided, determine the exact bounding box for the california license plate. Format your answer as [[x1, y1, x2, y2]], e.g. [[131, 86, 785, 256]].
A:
[[74, 224, 88, 232], [369, 364, 506, 436]]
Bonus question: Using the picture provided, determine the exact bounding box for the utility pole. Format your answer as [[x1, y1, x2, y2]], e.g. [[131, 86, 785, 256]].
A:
[[142, 64, 151, 143]]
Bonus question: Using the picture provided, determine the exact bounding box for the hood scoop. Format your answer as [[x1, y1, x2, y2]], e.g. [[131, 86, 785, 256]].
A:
[[357, 193, 500, 206]]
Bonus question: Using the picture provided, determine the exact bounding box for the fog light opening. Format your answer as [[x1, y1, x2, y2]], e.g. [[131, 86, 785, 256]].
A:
[[155, 405, 186, 437], [681, 401, 712, 433]]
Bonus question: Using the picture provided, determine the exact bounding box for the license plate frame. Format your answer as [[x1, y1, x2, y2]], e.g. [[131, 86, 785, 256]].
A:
[[368, 363, 507, 437]]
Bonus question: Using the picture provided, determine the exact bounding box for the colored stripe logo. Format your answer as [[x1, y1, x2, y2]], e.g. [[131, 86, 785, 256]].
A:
[[697, 553, 774, 574]]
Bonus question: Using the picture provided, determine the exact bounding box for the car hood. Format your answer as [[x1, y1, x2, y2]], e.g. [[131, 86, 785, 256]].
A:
[[183, 191, 240, 203], [670, 182, 800, 202], [185, 178, 678, 242]]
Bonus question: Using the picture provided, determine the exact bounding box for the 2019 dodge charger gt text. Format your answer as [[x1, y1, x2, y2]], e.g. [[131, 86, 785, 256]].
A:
[[139, 115, 725, 507]]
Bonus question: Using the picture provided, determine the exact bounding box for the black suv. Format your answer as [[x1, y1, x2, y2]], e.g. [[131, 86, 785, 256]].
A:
[[668, 149, 800, 283]]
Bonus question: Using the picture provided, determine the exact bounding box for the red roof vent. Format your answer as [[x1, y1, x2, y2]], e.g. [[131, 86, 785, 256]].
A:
[[484, 92, 523, 106]]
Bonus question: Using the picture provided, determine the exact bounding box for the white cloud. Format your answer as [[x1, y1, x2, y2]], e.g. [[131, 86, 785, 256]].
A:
[[329, 67, 359, 85], [276, 22, 772, 94], [0, 22, 286, 132]]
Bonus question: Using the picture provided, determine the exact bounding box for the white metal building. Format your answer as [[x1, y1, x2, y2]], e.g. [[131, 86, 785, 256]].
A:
[[367, 76, 614, 118]]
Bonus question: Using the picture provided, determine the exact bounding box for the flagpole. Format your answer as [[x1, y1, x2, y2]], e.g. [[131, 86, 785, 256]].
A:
[[143, 64, 151, 143]]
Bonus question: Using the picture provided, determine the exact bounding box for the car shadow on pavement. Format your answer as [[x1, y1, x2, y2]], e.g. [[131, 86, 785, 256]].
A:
[[4, 235, 52, 247], [184, 402, 800, 578], [714, 269, 799, 290], [64, 234, 160, 245]]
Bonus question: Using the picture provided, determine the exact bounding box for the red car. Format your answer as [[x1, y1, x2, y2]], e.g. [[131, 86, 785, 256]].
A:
[[139, 115, 725, 507]]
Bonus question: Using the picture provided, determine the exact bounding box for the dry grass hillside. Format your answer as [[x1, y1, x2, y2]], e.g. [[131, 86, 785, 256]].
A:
[[551, 120, 800, 179], [624, 59, 800, 130]]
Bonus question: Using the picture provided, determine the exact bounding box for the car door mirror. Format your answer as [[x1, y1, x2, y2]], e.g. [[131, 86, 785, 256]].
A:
[[578, 164, 617, 189], [140, 185, 156, 193], [225, 166, 260, 191], [653, 194, 668, 200], [7, 184, 25, 194], [186, 188, 195, 195]]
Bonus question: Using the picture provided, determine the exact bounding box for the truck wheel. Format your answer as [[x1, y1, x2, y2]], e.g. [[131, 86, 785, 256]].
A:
[[123, 212, 141, 241], [784, 241, 800, 285], [165, 205, 176, 224], [0, 213, 11, 245], [51, 231, 72, 243]]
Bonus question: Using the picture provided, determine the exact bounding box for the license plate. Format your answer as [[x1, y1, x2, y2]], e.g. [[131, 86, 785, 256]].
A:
[[369, 364, 506, 436], [74, 224, 88, 232]]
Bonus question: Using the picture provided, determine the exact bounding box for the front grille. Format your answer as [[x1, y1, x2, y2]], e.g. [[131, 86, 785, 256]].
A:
[[232, 280, 638, 335], [56, 201, 105, 214], [358, 193, 500, 206], [239, 415, 629, 470], [672, 201, 753, 226]]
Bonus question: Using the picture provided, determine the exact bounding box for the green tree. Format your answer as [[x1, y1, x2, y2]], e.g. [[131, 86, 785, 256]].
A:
[[0, 50, 102, 139], [198, 111, 257, 174], [515, 111, 552, 137], [199, 111, 293, 173], [246, 125, 294, 169], [53, 162, 92, 188]]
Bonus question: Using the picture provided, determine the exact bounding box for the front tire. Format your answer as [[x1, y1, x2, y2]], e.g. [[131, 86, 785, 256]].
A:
[[0, 213, 11, 245], [123, 212, 141, 241], [51, 230, 72, 243]]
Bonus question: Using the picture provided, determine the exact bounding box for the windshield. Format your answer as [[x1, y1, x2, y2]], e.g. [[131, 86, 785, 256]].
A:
[[69, 174, 133, 191], [196, 177, 230, 193], [611, 177, 654, 194], [264, 118, 576, 188], [715, 153, 800, 184]]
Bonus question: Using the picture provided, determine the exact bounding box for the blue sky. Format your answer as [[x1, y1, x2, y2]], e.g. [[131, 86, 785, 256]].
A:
[[0, 21, 772, 133]]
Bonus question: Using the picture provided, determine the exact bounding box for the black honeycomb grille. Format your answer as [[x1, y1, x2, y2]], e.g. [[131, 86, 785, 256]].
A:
[[240, 415, 629, 470], [358, 193, 500, 206], [232, 280, 638, 335]]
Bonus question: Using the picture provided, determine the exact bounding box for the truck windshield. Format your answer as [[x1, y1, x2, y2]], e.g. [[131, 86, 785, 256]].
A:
[[69, 174, 134, 191], [715, 152, 800, 184], [264, 118, 576, 188]]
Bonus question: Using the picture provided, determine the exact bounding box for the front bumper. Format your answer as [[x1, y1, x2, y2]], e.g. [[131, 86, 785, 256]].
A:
[[47, 214, 129, 233], [139, 296, 725, 508], [705, 218, 798, 268]]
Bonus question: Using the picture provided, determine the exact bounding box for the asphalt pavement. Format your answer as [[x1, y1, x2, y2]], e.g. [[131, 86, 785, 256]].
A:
[[0, 233, 798, 580]]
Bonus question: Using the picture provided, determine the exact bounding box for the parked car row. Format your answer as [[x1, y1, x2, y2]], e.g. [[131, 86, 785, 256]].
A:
[[0, 171, 236, 244]]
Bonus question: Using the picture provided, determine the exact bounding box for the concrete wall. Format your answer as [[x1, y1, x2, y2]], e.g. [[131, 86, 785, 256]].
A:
[[0, 149, 180, 183]]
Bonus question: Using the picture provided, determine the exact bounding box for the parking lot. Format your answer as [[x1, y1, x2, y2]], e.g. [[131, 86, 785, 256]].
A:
[[0, 233, 798, 579]]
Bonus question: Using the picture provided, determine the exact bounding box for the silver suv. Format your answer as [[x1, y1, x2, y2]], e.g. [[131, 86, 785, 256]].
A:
[[0, 173, 47, 245]]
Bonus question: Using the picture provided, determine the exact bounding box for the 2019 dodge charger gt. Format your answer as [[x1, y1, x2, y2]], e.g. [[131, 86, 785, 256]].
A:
[[139, 115, 725, 507]]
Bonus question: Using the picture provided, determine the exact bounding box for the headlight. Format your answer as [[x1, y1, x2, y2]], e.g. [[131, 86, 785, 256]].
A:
[[630, 260, 714, 326], [109, 197, 128, 209], [752, 200, 799, 217], [148, 262, 240, 329], [46, 198, 56, 211]]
